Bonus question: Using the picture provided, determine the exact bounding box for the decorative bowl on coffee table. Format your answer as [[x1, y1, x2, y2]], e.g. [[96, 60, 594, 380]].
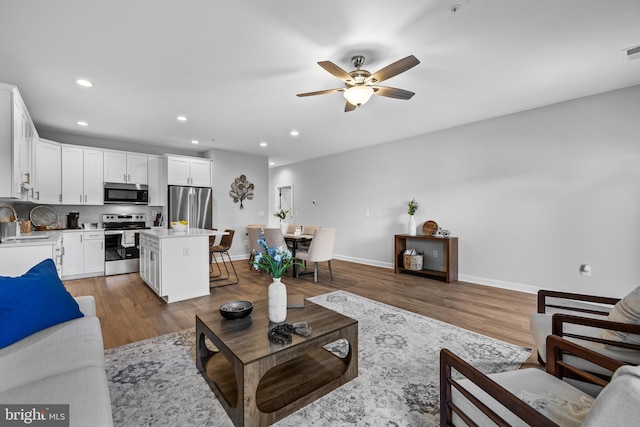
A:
[[219, 300, 253, 319]]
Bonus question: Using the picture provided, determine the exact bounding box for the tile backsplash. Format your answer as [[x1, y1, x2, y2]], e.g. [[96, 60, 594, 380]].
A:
[[14, 204, 166, 229]]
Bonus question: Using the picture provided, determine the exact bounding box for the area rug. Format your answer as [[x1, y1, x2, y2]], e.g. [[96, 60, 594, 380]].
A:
[[105, 290, 531, 426]]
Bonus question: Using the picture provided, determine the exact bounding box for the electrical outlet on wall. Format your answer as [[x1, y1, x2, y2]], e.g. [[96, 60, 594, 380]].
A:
[[433, 250, 439, 258]]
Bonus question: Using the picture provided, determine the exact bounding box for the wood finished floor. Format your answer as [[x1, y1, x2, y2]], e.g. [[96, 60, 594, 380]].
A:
[[63, 259, 540, 367]]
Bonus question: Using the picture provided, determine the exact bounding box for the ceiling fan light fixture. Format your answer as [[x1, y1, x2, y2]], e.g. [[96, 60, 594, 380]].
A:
[[343, 85, 374, 106]]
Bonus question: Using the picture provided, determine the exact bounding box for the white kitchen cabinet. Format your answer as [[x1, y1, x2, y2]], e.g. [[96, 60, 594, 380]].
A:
[[34, 138, 62, 204], [83, 231, 105, 275], [61, 145, 104, 205], [147, 155, 165, 206], [166, 155, 212, 187], [139, 233, 161, 295], [62, 230, 104, 279], [62, 231, 84, 277], [0, 232, 62, 277], [104, 151, 148, 185], [0, 83, 38, 200]]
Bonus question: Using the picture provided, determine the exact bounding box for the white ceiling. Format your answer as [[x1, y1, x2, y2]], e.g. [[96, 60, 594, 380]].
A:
[[1, 1, 639, 167]]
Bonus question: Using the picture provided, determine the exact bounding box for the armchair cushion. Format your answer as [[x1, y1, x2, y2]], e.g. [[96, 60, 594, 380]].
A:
[[454, 368, 593, 427], [0, 259, 83, 349], [602, 285, 640, 349]]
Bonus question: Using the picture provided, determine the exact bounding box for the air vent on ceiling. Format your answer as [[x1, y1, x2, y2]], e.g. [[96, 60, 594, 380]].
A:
[[623, 45, 640, 61]]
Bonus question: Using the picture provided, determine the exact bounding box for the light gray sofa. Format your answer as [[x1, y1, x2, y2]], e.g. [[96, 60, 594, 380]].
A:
[[0, 295, 113, 426]]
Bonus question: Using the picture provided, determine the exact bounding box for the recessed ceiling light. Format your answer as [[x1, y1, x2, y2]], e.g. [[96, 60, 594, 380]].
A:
[[177, 116, 188, 122], [191, 140, 199, 144], [76, 79, 93, 87], [290, 130, 299, 137], [77, 121, 88, 126], [260, 142, 268, 147]]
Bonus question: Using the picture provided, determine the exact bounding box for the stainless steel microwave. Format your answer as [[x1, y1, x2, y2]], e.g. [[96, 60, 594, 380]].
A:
[[103, 183, 149, 205]]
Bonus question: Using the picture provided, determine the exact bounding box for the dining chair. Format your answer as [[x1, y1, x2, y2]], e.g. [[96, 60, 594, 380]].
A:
[[286, 224, 301, 234], [301, 225, 319, 237], [298, 225, 319, 250], [247, 223, 265, 230], [209, 229, 239, 286], [263, 227, 287, 248], [295, 228, 335, 282], [247, 227, 265, 270]]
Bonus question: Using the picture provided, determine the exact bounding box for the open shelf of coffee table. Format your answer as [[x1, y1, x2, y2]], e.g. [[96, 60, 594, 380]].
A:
[[202, 345, 350, 412]]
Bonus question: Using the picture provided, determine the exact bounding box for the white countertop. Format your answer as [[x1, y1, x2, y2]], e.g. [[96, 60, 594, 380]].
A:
[[140, 228, 226, 239], [0, 230, 62, 247]]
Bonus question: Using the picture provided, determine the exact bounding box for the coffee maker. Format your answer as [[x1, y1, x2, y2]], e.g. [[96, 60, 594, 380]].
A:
[[67, 211, 80, 229]]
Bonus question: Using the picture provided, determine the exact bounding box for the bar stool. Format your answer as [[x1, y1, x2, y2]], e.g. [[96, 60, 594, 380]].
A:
[[210, 229, 239, 286]]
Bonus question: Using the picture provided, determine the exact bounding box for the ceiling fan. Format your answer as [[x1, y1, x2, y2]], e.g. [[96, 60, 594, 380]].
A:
[[297, 55, 420, 112]]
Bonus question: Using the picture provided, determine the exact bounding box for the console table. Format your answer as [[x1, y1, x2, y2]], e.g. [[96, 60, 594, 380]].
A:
[[394, 234, 458, 283]]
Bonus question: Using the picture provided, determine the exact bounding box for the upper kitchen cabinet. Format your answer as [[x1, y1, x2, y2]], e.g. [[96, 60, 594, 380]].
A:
[[166, 155, 212, 187], [34, 138, 62, 204], [147, 155, 165, 206], [104, 151, 148, 185], [0, 83, 38, 200], [61, 145, 104, 205]]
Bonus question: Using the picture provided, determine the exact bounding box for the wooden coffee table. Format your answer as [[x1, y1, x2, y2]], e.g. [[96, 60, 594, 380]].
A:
[[195, 299, 358, 427]]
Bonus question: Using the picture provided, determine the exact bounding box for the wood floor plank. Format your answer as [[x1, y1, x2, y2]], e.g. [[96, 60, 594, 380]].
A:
[[63, 259, 539, 367]]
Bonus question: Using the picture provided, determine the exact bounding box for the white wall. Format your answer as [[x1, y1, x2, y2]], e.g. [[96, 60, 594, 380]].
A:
[[204, 148, 269, 259], [270, 85, 640, 298]]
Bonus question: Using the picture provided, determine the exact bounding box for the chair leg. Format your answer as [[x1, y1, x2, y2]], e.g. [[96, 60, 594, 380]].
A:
[[328, 260, 333, 281], [314, 262, 318, 283], [210, 252, 223, 278], [210, 250, 239, 287]]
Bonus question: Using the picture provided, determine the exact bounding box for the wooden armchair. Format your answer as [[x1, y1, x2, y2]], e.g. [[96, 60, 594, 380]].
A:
[[440, 335, 636, 426], [530, 289, 640, 373]]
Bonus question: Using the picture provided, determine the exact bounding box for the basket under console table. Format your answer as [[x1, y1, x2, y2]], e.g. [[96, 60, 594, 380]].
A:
[[394, 234, 458, 283]]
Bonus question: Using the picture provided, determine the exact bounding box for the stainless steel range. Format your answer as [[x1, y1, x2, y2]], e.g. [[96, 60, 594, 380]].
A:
[[103, 213, 148, 276]]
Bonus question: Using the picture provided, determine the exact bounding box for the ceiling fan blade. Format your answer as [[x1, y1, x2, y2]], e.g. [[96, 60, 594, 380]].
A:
[[318, 61, 354, 83], [344, 101, 357, 112], [372, 86, 415, 100], [368, 55, 420, 84], [297, 88, 345, 97]]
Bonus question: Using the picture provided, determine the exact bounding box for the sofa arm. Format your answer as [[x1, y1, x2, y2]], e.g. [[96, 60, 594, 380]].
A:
[[552, 313, 640, 352], [74, 295, 96, 317]]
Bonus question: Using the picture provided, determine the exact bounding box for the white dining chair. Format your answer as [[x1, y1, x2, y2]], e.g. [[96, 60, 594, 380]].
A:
[[295, 228, 335, 282], [263, 227, 287, 248]]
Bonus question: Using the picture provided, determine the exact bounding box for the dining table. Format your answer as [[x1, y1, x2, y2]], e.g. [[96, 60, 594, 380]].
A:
[[284, 233, 313, 277]]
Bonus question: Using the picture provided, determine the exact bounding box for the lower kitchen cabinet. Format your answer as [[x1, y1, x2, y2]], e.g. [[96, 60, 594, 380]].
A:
[[62, 230, 105, 279]]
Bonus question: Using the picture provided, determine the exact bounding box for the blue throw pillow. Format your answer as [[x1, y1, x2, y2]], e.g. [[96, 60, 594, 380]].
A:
[[0, 258, 84, 349]]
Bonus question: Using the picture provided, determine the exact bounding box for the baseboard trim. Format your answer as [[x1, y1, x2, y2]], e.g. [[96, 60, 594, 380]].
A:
[[458, 274, 539, 295], [333, 254, 394, 269], [230, 252, 539, 295]]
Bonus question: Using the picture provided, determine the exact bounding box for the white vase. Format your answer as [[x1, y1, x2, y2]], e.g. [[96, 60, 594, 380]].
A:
[[408, 215, 417, 236], [268, 277, 287, 323], [280, 221, 288, 235]]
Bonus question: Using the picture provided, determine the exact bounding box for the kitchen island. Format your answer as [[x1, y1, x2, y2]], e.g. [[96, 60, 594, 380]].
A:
[[0, 230, 63, 277], [139, 228, 225, 303]]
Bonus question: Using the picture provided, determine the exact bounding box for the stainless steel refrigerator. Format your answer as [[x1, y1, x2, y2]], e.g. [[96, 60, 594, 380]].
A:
[[168, 186, 213, 229]]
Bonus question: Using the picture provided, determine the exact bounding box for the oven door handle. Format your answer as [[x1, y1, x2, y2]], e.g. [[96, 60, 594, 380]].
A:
[[104, 230, 125, 235]]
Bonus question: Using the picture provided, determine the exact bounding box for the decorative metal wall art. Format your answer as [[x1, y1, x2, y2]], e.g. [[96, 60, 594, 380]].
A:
[[229, 174, 254, 209]]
